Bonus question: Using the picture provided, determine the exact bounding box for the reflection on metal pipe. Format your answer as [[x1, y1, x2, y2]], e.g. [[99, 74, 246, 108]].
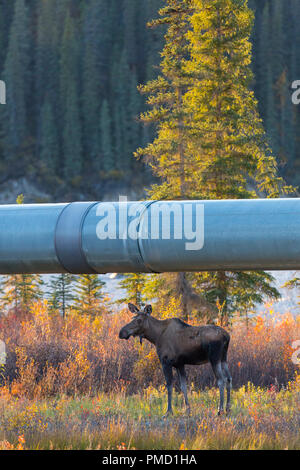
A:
[[0, 198, 300, 274]]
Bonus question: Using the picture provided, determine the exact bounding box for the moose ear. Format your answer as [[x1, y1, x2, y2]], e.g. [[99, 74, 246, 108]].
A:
[[144, 304, 152, 315], [128, 303, 139, 314]]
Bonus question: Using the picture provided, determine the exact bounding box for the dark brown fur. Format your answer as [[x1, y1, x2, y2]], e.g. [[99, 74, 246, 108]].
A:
[[119, 303, 232, 415]]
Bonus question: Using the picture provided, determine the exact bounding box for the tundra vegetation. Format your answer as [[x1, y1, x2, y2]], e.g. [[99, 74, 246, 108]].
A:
[[0, 301, 299, 450]]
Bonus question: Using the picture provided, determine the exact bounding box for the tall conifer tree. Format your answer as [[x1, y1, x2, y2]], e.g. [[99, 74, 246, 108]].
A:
[[118, 273, 146, 306], [186, 0, 293, 322], [47, 274, 76, 318], [135, 0, 196, 319], [136, 0, 293, 323], [1, 0, 31, 169], [60, 12, 83, 183], [73, 275, 106, 317], [1, 274, 44, 314]]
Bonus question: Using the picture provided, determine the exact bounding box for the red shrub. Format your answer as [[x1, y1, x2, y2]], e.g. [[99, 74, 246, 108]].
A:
[[0, 302, 299, 397]]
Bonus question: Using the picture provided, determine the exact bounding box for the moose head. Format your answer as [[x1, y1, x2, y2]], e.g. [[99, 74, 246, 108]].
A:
[[119, 303, 152, 343]]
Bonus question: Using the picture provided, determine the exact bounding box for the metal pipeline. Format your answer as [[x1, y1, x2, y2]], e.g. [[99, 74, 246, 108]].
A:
[[0, 198, 300, 274]]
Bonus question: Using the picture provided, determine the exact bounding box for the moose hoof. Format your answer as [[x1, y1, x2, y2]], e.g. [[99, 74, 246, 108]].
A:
[[217, 410, 224, 416], [163, 411, 173, 419]]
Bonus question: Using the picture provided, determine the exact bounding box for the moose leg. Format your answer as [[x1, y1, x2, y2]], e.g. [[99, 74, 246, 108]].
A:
[[222, 362, 232, 413], [162, 362, 174, 416], [177, 366, 190, 413], [211, 361, 225, 415]]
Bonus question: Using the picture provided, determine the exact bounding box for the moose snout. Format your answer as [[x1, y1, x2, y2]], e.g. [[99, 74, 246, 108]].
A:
[[119, 327, 130, 340]]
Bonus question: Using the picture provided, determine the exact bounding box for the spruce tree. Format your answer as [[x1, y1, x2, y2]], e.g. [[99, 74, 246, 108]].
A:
[[136, 0, 292, 323], [186, 0, 292, 200], [1, 0, 31, 169], [290, 0, 300, 180], [0, 1, 15, 72], [100, 100, 114, 174], [256, 1, 277, 151], [82, 0, 111, 174], [145, 0, 166, 81], [186, 0, 293, 322], [60, 12, 83, 183], [135, 0, 194, 200], [47, 274, 76, 318], [0, 0, 299, 204], [1, 274, 44, 314], [39, 99, 59, 180], [118, 273, 146, 306], [123, 0, 139, 70], [135, 0, 196, 319], [35, 0, 60, 178], [73, 275, 106, 317], [112, 48, 143, 178], [282, 274, 300, 307]]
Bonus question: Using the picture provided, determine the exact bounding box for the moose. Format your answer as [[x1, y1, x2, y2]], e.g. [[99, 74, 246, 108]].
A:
[[119, 303, 232, 416]]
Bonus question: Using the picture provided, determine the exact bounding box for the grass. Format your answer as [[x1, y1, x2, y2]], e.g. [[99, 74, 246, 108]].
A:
[[0, 380, 299, 450], [0, 304, 299, 450]]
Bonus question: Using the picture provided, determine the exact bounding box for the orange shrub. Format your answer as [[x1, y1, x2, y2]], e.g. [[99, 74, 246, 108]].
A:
[[0, 302, 299, 397]]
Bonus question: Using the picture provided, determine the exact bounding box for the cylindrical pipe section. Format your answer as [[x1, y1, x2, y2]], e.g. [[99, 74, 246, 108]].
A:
[[0, 203, 68, 274], [0, 198, 300, 274]]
